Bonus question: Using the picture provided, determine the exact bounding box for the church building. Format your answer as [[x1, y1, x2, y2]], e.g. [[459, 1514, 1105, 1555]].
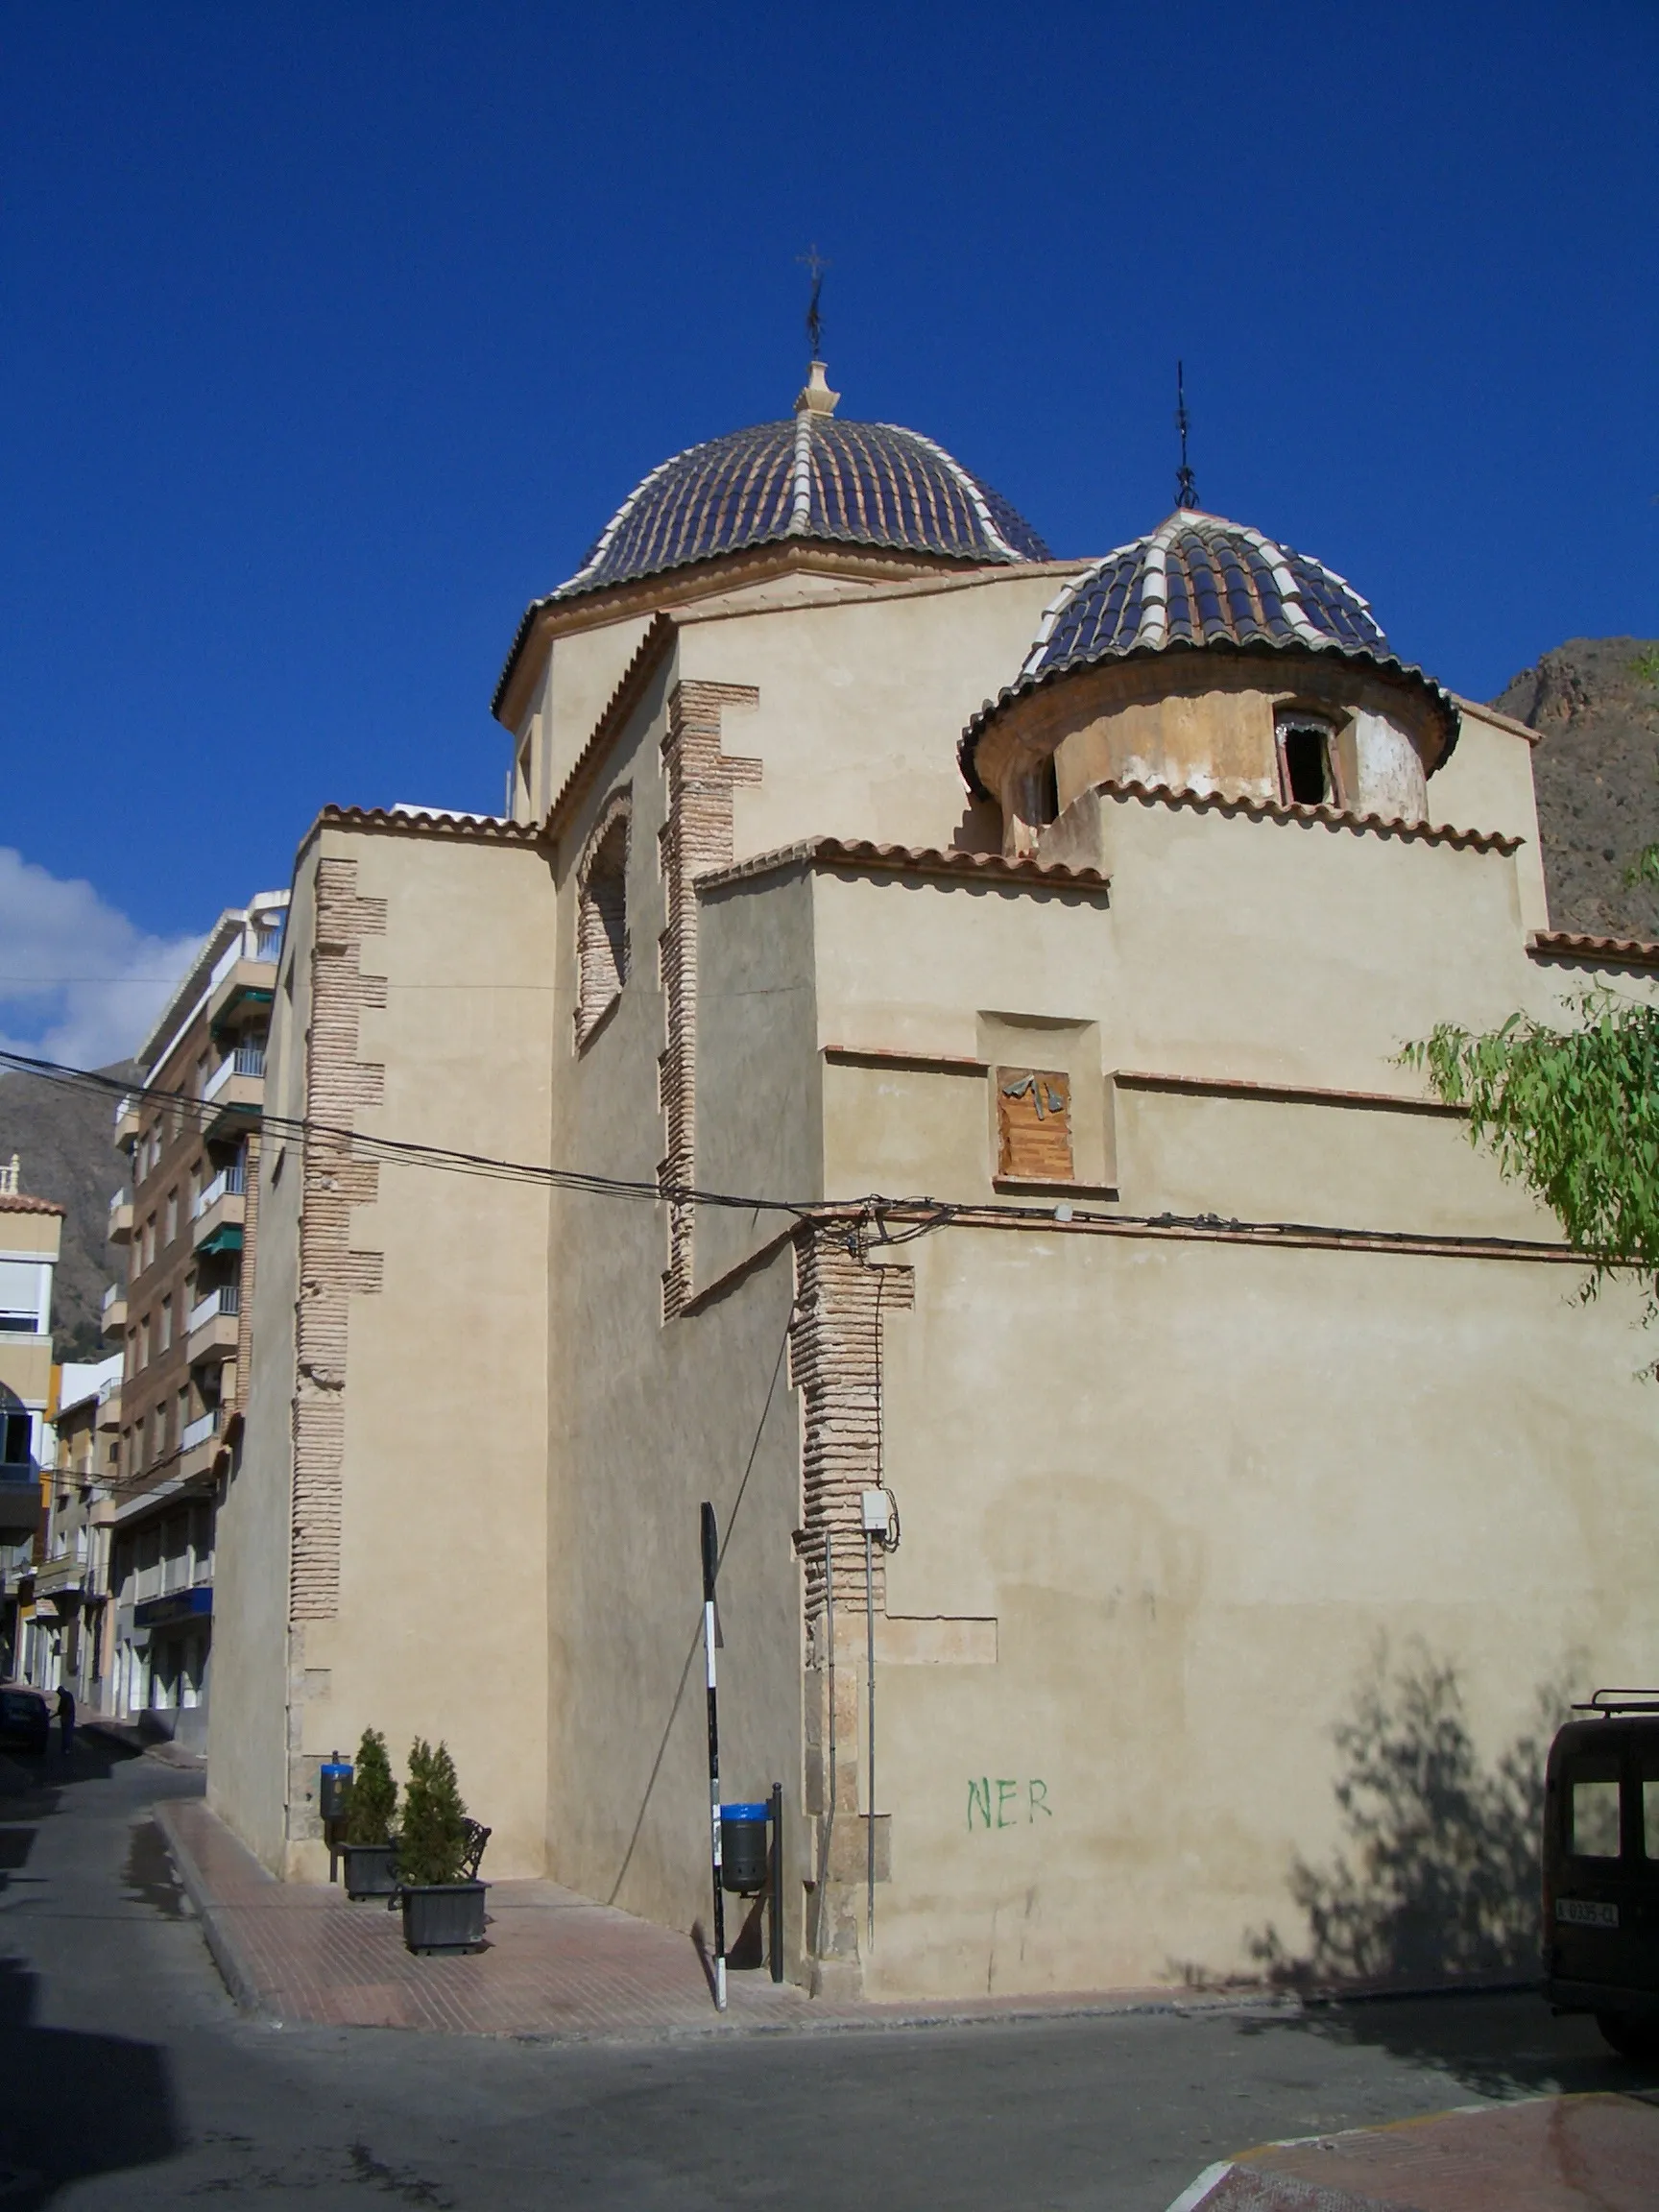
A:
[[210, 357, 1659, 1999]]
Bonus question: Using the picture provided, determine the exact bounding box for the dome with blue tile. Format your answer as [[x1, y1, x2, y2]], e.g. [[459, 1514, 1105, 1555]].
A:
[[553, 363, 1051, 600], [963, 506, 1458, 804], [1022, 510, 1388, 677]]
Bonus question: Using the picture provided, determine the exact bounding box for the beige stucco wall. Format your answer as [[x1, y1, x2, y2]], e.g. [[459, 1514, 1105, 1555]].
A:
[[212, 825, 558, 1881], [863, 1221, 1656, 1998], [675, 568, 1083, 858], [543, 698, 805, 1941], [692, 805, 1657, 1996], [1427, 699, 1551, 933]]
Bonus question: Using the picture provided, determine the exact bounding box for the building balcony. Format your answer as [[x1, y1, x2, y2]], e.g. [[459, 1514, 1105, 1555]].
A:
[[201, 1047, 266, 1142], [34, 1554, 84, 1599], [101, 1283, 127, 1336], [108, 1188, 133, 1244], [0, 1466, 42, 1536], [191, 1165, 247, 1256], [186, 1284, 240, 1365], [113, 1094, 140, 1152], [180, 1407, 222, 1454], [96, 1375, 122, 1432], [206, 955, 278, 1038]]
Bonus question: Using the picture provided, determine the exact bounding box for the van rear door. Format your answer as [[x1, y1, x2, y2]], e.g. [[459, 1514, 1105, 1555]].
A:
[[1551, 1739, 1640, 1993]]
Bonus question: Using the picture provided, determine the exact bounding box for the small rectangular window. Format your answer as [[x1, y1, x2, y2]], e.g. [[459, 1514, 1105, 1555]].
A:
[[164, 1188, 179, 1245], [1570, 1774, 1622, 1860], [997, 1068, 1073, 1183], [1275, 714, 1340, 808]]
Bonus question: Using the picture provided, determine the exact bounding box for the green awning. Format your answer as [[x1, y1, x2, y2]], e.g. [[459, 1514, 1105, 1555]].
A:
[[196, 1225, 244, 1258]]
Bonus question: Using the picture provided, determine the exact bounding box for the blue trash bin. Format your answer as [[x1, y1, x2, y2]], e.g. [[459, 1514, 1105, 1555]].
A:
[[720, 1802, 770, 1894]]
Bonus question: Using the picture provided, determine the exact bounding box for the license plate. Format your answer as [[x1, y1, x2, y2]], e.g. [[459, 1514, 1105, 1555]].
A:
[[1556, 1897, 1619, 1928]]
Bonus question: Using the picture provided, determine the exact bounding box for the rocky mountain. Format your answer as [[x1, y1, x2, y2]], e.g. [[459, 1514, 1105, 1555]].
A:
[[0, 1063, 137, 1361], [1490, 637, 1659, 943]]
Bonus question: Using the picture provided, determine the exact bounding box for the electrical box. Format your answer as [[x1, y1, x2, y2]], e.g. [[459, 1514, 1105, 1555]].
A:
[[860, 1489, 890, 1534]]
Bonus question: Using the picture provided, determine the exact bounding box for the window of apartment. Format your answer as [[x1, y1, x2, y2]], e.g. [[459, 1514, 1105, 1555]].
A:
[[1, 1409, 31, 1469], [142, 1214, 156, 1272], [158, 1295, 173, 1355], [1275, 711, 1342, 808], [574, 795, 631, 1047], [0, 1261, 44, 1334], [164, 1188, 179, 1246], [996, 1068, 1074, 1183]]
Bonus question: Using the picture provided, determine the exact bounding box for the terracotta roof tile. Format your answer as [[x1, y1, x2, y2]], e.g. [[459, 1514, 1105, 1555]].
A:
[[1528, 929, 1659, 971], [697, 836, 1110, 893], [0, 1192, 66, 1215], [1092, 777, 1522, 854]]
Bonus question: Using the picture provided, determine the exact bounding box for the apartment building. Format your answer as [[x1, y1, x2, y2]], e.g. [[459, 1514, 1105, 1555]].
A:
[[108, 891, 287, 1745], [32, 1355, 122, 1703], [0, 1157, 65, 1679]]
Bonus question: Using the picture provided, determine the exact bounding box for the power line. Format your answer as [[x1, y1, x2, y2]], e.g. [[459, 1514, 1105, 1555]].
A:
[[0, 1042, 1597, 1265]]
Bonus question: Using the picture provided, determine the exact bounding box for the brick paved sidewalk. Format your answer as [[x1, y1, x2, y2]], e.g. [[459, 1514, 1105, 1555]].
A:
[[157, 1791, 1259, 2042], [1165, 2092, 1659, 2211]]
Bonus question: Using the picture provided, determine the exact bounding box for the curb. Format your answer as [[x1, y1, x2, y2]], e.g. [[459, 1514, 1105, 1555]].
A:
[[153, 1799, 273, 2022]]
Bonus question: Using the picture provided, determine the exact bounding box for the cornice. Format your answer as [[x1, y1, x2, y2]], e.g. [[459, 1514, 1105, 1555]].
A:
[[697, 835, 1111, 896], [1088, 778, 1523, 855]]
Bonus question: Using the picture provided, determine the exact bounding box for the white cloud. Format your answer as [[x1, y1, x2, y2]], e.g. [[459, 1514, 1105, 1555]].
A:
[[0, 850, 206, 1072]]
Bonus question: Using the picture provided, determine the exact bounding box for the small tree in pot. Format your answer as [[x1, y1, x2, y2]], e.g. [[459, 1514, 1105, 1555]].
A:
[[396, 1738, 488, 1954], [341, 1728, 399, 1900]]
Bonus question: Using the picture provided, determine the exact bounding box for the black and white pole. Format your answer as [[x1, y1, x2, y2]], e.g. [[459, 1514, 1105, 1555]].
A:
[[700, 1501, 728, 2012]]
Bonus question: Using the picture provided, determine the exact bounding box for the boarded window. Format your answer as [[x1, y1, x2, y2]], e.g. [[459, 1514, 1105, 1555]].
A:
[[997, 1068, 1072, 1183], [574, 800, 630, 1047]]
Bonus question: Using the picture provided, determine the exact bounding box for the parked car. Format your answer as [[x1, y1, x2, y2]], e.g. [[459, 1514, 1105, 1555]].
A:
[[1542, 1691, 1659, 2059], [0, 1687, 50, 1757]]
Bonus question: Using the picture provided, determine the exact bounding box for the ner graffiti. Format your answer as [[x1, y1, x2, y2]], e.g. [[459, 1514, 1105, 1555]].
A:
[[967, 1778, 1051, 1830]]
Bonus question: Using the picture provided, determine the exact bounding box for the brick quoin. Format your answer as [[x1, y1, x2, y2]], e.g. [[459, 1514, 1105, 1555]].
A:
[[290, 855, 387, 1623], [655, 681, 759, 1320]]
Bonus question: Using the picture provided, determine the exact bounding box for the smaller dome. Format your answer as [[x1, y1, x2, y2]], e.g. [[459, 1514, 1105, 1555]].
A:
[[962, 508, 1457, 793], [1023, 510, 1387, 679]]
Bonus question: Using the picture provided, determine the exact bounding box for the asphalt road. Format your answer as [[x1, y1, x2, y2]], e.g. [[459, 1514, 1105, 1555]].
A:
[[0, 1735, 1651, 2210]]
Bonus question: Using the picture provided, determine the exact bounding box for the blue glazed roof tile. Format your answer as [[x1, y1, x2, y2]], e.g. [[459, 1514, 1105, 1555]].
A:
[[554, 411, 1049, 599]]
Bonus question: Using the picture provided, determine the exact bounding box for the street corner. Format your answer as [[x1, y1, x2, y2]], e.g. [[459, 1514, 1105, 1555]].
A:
[[1163, 2092, 1659, 2212]]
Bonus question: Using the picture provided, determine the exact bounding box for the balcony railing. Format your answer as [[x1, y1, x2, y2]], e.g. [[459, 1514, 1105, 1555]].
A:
[[202, 1046, 265, 1104], [181, 1407, 222, 1453], [108, 1187, 133, 1240], [188, 1285, 241, 1335], [191, 1161, 247, 1218]]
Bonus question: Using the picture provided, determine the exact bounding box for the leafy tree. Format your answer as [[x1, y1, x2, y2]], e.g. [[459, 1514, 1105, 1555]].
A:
[[397, 1738, 470, 1886], [1403, 989, 1659, 1329], [345, 1727, 397, 1846]]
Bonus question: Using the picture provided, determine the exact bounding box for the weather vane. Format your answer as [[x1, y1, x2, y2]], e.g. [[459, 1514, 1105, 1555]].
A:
[[1175, 360, 1198, 510], [798, 245, 829, 360]]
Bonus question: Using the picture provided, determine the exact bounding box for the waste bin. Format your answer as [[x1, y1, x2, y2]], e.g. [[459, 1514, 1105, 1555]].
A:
[[720, 1802, 770, 1894], [319, 1757, 353, 1824]]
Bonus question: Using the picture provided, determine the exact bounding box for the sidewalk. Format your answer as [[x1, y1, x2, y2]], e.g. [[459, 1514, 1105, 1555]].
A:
[[156, 1792, 1266, 2043], [1166, 2093, 1659, 2212]]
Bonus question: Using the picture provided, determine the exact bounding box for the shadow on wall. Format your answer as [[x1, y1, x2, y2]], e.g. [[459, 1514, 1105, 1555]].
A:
[[1238, 1642, 1569, 1992]]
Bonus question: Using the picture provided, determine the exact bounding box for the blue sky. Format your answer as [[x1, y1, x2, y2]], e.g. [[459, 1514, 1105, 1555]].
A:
[[2, 2, 1655, 1062]]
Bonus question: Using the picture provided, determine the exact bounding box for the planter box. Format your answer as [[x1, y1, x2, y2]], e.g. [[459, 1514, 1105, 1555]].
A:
[[342, 1842, 398, 1900], [399, 1881, 488, 1955]]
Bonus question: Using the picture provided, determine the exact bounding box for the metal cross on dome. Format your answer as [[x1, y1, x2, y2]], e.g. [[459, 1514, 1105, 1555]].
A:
[[1175, 359, 1199, 511], [798, 245, 829, 359]]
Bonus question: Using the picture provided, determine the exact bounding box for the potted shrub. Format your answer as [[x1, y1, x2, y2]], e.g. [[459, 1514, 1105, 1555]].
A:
[[395, 1738, 488, 1954], [341, 1728, 399, 1900]]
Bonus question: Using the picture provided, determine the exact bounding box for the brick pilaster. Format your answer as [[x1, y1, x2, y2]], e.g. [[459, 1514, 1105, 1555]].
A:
[[656, 682, 759, 1318]]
